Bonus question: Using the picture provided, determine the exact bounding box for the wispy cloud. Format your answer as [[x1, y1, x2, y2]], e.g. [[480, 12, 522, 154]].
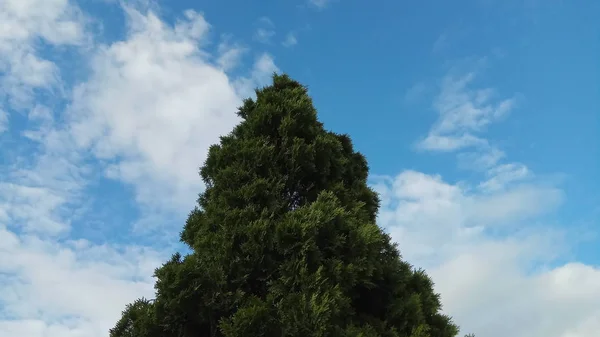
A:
[[457, 147, 505, 171], [282, 32, 298, 47], [254, 28, 275, 44], [431, 28, 467, 54], [308, 0, 335, 9], [0, 0, 87, 110], [233, 53, 280, 99], [0, 109, 7, 133], [253, 16, 275, 44], [378, 63, 600, 337], [0, 0, 91, 237], [404, 81, 428, 103], [432, 32, 449, 53], [479, 163, 530, 192], [216, 36, 247, 71], [417, 72, 515, 152], [0, 1, 170, 335]]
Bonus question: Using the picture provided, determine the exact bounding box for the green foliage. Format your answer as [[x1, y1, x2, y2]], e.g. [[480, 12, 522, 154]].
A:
[[110, 298, 160, 337], [110, 74, 461, 337]]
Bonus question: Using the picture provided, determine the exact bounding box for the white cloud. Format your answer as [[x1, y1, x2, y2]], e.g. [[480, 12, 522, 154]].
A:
[[0, 109, 7, 133], [0, 0, 93, 238], [479, 162, 530, 192], [0, 0, 85, 46], [217, 36, 247, 71], [0, 110, 90, 236], [416, 67, 533, 198], [253, 17, 275, 44], [418, 133, 488, 152], [257, 16, 273, 26], [375, 169, 599, 337], [309, 0, 335, 9], [432, 32, 449, 53], [0, 0, 86, 109], [382, 64, 600, 337], [1, 97, 147, 336], [374, 170, 562, 262], [0, 183, 70, 234], [1, 3, 596, 337], [233, 53, 280, 99], [0, 3, 280, 337], [404, 81, 428, 103], [0, 226, 164, 337], [67, 7, 277, 221], [418, 72, 515, 152], [457, 147, 505, 171], [282, 32, 298, 47], [254, 28, 275, 44]]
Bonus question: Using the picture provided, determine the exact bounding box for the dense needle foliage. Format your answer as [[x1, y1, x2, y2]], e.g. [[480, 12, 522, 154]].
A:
[[110, 74, 461, 337]]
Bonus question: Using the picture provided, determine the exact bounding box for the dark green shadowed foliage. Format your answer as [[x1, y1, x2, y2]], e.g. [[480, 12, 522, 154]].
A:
[[110, 74, 463, 337]]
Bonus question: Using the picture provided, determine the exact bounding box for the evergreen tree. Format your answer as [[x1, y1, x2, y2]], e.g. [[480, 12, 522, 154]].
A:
[[110, 74, 460, 337]]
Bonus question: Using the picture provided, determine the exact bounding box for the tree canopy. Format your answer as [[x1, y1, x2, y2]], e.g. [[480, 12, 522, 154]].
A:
[[110, 74, 462, 337]]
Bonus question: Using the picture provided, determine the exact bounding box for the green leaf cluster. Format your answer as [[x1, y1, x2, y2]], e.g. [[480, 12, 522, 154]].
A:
[[110, 74, 461, 337]]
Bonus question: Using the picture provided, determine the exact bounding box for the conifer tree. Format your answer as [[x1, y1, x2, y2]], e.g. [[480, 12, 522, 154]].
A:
[[110, 74, 460, 337]]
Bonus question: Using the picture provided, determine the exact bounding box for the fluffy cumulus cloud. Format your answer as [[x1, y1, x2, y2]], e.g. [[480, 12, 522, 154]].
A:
[[0, 1, 598, 337], [68, 7, 240, 216], [0, 228, 162, 337], [70, 6, 276, 226], [374, 68, 600, 337], [376, 169, 600, 337], [0, 1, 278, 336]]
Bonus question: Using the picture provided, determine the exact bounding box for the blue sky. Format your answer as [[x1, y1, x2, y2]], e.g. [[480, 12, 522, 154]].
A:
[[0, 0, 598, 336]]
